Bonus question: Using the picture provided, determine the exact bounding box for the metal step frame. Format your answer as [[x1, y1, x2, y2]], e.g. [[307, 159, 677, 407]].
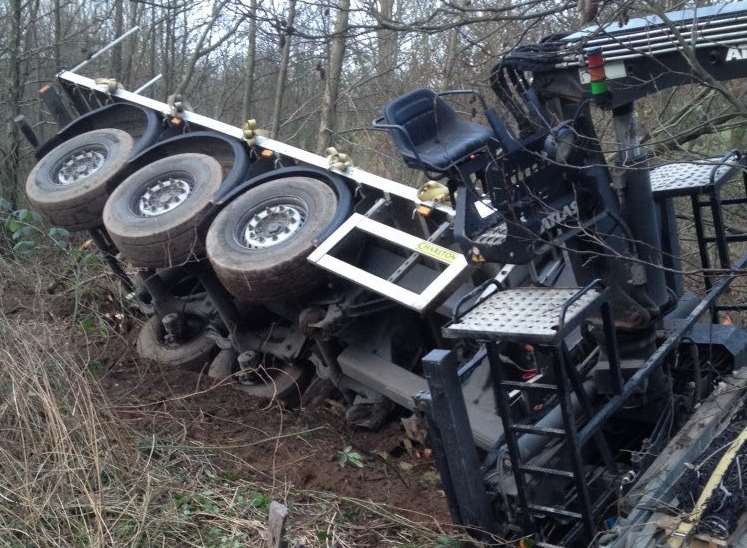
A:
[[307, 213, 468, 311]]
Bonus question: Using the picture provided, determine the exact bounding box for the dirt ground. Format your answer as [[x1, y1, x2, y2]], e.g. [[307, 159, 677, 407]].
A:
[[97, 333, 452, 526]]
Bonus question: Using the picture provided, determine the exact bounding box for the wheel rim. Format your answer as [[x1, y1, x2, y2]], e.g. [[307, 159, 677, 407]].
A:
[[55, 145, 107, 185], [239, 201, 306, 249], [137, 174, 193, 217]]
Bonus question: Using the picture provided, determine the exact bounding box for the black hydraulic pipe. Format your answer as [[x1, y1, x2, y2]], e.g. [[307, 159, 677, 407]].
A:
[[577, 250, 747, 447], [14, 115, 39, 149], [39, 84, 72, 127]]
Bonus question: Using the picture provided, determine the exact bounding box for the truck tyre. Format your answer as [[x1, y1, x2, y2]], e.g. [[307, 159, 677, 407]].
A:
[[25, 128, 134, 231], [206, 176, 338, 302], [210, 349, 310, 404], [103, 153, 222, 268], [136, 315, 216, 370]]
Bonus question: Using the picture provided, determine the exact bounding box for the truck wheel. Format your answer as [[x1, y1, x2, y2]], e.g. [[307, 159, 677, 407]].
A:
[[136, 315, 216, 370], [103, 153, 222, 268], [210, 349, 310, 404], [206, 176, 338, 302], [25, 128, 134, 231]]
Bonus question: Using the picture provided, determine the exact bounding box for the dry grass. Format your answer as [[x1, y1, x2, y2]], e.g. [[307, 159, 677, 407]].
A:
[[0, 242, 469, 548]]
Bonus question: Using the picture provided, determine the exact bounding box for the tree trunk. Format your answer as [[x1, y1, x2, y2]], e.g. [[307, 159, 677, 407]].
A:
[[316, 0, 350, 153], [111, 0, 124, 80], [123, 0, 139, 87], [53, 0, 62, 71], [270, 0, 297, 139], [4, 0, 23, 208], [240, 0, 257, 123], [376, 0, 396, 94]]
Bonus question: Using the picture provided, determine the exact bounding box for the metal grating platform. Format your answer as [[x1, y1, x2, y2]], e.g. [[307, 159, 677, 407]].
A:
[[443, 287, 602, 343], [650, 158, 738, 197]]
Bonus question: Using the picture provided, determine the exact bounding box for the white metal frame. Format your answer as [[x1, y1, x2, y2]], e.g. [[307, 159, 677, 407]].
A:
[[308, 213, 468, 312]]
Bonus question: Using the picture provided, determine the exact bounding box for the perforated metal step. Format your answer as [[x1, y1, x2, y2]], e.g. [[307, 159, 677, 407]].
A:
[[443, 287, 602, 343], [650, 157, 739, 197]]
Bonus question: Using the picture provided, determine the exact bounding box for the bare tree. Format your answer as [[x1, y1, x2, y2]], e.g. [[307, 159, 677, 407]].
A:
[[316, 0, 350, 153], [240, 0, 258, 123], [111, 0, 124, 79], [270, 0, 297, 139]]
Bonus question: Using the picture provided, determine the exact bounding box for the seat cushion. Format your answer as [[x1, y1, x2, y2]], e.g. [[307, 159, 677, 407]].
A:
[[415, 120, 494, 170]]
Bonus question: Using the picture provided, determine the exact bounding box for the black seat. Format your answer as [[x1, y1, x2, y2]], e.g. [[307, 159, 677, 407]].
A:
[[378, 88, 495, 172]]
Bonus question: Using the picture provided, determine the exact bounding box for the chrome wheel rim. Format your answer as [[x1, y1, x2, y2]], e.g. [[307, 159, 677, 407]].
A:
[[137, 176, 192, 217], [240, 203, 306, 249], [55, 146, 107, 185]]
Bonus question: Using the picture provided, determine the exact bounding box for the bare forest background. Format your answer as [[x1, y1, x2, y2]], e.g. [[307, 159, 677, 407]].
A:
[[3, 0, 747, 212]]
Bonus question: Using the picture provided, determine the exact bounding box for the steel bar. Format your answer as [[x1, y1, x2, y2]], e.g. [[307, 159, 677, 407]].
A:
[[134, 73, 162, 94], [70, 27, 140, 74], [697, 197, 747, 206], [703, 234, 747, 243], [555, 344, 596, 540], [577, 250, 747, 447], [709, 187, 731, 270], [14, 115, 39, 149], [715, 304, 747, 311], [486, 343, 536, 534]]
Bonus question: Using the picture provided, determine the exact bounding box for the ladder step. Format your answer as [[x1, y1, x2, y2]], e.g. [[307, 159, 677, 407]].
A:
[[528, 503, 582, 520], [537, 543, 566, 548], [511, 424, 566, 437], [519, 464, 575, 479], [502, 380, 558, 391]]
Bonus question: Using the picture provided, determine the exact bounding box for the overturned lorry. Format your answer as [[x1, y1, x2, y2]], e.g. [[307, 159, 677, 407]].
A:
[[19, 2, 747, 546]]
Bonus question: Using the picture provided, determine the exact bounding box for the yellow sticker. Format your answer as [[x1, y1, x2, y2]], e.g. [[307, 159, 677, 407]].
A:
[[416, 241, 457, 264]]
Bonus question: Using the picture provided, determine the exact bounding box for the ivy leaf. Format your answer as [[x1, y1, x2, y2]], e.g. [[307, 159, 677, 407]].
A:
[[12, 240, 35, 254], [12, 226, 34, 240], [48, 227, 70, 239], [5, 218, 20, 233]]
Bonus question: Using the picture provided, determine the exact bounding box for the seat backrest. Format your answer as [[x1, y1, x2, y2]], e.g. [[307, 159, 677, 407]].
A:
[[382, 88, 457, 162]]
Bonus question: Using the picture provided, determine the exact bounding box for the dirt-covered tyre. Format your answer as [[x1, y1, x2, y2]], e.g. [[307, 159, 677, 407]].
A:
[[210, 349, 311, 404], [103, 153, 222, 268], [25, 128, 135, 231], [136, 315, 216, 370], [206, 176, 338, 302]]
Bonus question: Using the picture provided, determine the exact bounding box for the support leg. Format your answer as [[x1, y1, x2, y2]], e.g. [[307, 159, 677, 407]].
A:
[[422, 348, 496, 537]]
